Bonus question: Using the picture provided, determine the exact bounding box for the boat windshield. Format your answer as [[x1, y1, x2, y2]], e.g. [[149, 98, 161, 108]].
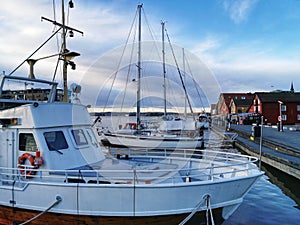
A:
[[44, 131, 69, 151], [86, 128, 99, 148], [71, 129, 88, 146]]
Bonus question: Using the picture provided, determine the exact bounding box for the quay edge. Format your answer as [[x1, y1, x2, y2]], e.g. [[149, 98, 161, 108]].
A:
[[211, 126, 300, 180]]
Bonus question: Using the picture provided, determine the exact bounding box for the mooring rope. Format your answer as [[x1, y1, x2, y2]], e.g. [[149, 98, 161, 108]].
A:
[[17, 196, 62, 225], [206, 195, 215, 225], [179, 194, 209, 225]]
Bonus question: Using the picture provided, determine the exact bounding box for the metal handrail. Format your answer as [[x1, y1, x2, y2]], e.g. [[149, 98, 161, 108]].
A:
[[0, 150, 260, 186]]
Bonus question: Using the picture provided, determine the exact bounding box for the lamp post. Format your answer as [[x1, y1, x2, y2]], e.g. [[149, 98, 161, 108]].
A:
[[278, 100, 283, 132]]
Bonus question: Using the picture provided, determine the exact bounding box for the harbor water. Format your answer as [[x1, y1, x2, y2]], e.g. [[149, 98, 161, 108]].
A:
[[97, 116, 300, 225], [223, 165, 300, 225]]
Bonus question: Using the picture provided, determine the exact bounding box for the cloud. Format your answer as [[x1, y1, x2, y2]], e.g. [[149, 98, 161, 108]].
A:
[[188, 34, 300, 99], [223, 0, 259, 24]]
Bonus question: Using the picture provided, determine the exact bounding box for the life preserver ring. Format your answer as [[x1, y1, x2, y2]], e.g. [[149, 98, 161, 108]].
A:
[[18, 152, 42, 177]]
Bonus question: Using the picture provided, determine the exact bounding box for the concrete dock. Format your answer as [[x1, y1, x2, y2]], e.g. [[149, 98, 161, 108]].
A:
[[212, 124, 300, 180]]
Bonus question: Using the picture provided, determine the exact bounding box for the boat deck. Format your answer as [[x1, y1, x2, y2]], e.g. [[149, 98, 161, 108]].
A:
[[0, 149, 260, 187]]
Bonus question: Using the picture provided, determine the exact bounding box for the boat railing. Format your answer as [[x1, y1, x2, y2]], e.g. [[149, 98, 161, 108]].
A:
[[0, 150, 260, 186], [109, 147, 257, 163], [0, 75, 58, 104]]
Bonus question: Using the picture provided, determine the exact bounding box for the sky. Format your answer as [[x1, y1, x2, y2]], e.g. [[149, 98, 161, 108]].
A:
[[1, 0, 300, 110]]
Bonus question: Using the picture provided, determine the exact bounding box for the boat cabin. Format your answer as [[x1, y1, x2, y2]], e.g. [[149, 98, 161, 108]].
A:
[[0, 103, 105, 172]]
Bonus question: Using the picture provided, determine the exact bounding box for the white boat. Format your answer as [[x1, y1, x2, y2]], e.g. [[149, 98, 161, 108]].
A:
[[0, 76, 263, 224], [102, 5, 204, 149], [0, 3, 263, 225]]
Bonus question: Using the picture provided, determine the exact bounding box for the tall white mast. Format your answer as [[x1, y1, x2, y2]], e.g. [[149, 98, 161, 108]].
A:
[[136, 4, 142, 132], [161, 21, 167, 116], [183, 48, 187, 118]]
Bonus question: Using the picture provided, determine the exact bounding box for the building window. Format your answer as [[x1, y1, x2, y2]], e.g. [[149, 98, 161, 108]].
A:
[[281, 105, 286, 111], [241, 96, 246, 100], [282, 115, 287, 121], [297, 114, 300, 120], [297, 105, 300, 111]]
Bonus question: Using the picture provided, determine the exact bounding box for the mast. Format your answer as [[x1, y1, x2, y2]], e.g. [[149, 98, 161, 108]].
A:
[[182, 48, 187, 118], [136, 4, 142, 132], [161, 21, 167, 117], [62, 0, 68, 102]]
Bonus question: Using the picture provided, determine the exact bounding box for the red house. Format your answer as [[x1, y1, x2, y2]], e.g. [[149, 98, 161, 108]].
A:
[[216, 93, 254, 115], [248, 92, 300, 125]]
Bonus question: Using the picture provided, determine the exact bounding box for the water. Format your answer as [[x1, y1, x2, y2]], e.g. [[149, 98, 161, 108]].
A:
[[97, 116, 300, 225], [223, 170, 300, 225]]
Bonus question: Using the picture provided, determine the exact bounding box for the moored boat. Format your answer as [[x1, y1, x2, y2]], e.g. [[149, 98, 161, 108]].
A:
[[0, 95, 263, 224], [0, 2, 263, 225], [101, 5, 204, 150]]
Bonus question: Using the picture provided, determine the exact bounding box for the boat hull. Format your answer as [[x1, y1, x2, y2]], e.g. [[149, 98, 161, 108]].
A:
[[0, 173, 261, 225], [0, 205, 224, 225], [102, 133, 204, 149]]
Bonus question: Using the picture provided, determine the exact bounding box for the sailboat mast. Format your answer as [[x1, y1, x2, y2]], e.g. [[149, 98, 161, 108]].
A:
[[183, 48, 187, 118], [136, 4, 142, 132], [161, 21, 167, 117]]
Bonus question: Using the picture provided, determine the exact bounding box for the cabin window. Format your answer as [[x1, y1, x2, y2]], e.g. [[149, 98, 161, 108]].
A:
[[281, 105, 286, 111], [282, 115, 287, 121], [298, 114, 300, 120], [44, 131, 68, 151], [19, 133, 37, 152], [71, 129, 88, 146], [297, 105, 300, 111], [86, 128, 99, 147]]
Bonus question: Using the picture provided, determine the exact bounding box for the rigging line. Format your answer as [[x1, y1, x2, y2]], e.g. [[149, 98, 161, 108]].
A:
[[52, 0, 62, 83], [166, 72, 182, 113], [67, 1, 70, 25], [9, 27, 62, 76], [52, 56, 61, 81], [185, 57, 206, 112], [141, 7, 162, 62], [52, 44, 64, 81], [52, 0, 56, 27], [102, 9, 139, 114], [119, 25, 137, 115], [52, 0, 61, 53], [165, 28, 195, 119]]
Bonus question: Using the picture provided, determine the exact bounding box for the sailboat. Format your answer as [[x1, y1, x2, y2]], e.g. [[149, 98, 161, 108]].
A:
[[101, 5, 204, 149], [0, 3, 263, 225]]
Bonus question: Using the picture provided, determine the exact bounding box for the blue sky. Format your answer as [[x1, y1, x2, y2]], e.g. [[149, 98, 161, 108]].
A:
[[1, 0, 300, 109]]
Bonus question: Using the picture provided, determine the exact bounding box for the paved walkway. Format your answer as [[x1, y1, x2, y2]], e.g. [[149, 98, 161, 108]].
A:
[[230, 124, 300, 152], [212, 124, 300, 179]]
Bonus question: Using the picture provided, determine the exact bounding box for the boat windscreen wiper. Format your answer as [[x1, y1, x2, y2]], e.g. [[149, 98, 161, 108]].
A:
[[49, 145, 63, 155], [54, 149, 63, 155]]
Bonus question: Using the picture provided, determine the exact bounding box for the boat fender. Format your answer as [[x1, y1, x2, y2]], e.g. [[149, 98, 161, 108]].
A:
[[18, 152, 42, 177]]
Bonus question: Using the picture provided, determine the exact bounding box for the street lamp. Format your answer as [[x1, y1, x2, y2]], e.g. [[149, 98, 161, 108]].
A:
[[278, 100, 283, 132]]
